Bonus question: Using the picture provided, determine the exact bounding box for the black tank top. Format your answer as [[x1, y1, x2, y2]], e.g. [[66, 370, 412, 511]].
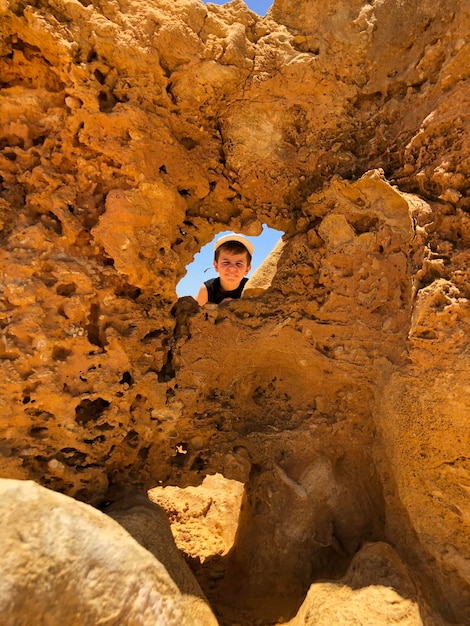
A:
[[204, 277, 249, 304]]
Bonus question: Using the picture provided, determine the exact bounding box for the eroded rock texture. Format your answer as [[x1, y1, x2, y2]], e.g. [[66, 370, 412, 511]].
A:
[[0, 0, 469, 623]]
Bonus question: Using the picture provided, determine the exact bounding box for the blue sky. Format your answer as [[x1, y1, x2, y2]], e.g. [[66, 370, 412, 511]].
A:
[[177, 225, 283, 298], [206, 0, 273, 16]]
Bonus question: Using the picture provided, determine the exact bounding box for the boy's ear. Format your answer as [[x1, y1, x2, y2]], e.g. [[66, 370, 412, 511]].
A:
[[213, 259, 219, 271], [245, 264, 251, 274]]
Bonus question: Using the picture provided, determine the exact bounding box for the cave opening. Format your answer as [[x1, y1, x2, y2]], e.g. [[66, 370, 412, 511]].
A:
[[176, 224, 284, 301]]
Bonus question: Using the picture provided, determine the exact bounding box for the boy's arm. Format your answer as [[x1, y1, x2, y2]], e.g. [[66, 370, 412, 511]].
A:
[[196, 284, 208, 306]]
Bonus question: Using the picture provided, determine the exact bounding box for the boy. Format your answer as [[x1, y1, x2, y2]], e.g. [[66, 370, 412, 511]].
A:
[[196, 234, 254, 305]]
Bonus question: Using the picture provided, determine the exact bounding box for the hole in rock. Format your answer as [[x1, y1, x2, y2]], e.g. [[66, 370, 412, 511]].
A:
[[56, 447, 88, 466], [123, 429, 139, 448], [98, 89, 116, 113], [56, 282, 77, 296], [28, 426, 48, 438], [203, 0, 272, 16], [75, 397, 110, 426], [176, 224, 283, 300], [119, 370, 133, 385], [85, 302, 108, 349], [94, 68, 106, 84], [52, 345, 72, 361]]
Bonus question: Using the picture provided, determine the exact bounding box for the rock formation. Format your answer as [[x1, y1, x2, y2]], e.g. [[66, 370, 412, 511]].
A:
[[0, 0, 469, 623], [0, 478, 218, 625]]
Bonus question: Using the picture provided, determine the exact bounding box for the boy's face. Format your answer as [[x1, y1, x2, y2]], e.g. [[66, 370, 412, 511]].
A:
[[214, 249, 251, 290]]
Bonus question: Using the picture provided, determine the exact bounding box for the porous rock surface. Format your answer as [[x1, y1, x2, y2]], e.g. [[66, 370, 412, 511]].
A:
[[0, 0, 469, 623]]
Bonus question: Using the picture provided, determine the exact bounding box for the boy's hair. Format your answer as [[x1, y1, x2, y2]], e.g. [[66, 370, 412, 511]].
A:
[[214, 240, 252, 264]]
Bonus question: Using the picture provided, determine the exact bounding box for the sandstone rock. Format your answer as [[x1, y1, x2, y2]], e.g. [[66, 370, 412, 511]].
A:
[[221, 456, 385, 621], [286, 542, 426, 626], [104, 495, 204, 595], [0, 478, 217, 625], [0, 0, 469, 624], [104, 494, 219, 625], [243, 237, 285, 297], [148, 473, 244, 561]]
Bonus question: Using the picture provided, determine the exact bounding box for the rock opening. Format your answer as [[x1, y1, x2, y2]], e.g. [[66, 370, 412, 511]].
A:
[[176, 225, 284, 300]]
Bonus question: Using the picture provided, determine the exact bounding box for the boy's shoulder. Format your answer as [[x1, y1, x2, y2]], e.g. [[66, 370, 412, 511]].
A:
[[204, 277, 220, 288]]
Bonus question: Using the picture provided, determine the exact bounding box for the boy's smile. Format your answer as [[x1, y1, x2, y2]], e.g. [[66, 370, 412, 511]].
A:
[[214, 250, 251, 291]]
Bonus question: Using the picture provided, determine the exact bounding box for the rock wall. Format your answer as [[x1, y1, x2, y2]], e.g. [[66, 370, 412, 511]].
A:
[[0, 0, 469, 623]]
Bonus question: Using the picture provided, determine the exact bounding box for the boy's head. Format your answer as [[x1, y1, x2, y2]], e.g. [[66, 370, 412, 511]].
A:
[[213, 234, 254, 290], [213, 234, 254, 265]]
